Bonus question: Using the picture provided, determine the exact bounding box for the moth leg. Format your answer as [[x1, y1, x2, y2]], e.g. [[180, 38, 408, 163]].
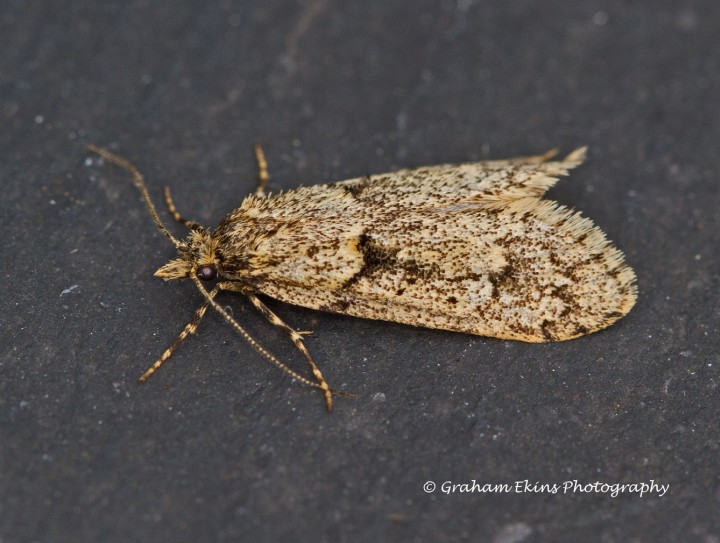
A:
[[163, 186, 204, 230], [241, 290, 333, 411], [138, 286, 219, 382], [253, 143, 269, 197]]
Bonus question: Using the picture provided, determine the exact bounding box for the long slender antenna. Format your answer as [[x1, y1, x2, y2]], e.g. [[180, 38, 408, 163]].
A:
[[87, 145, 183, 249]]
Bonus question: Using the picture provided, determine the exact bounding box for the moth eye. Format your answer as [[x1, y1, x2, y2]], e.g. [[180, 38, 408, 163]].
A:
[[197, 265, 217, 281]]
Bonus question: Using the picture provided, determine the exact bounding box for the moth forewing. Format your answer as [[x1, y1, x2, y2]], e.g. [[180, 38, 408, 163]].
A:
[[215, 147, 636, 343], [89, 144, 636, 410]]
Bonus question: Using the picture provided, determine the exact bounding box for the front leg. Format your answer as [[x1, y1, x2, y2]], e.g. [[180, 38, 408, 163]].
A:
[[138, 285, 219, 382], [218, 281, 334, 411]]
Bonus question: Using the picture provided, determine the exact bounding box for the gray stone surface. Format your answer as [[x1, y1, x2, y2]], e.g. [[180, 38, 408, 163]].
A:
[[1, 1, 718, 541]]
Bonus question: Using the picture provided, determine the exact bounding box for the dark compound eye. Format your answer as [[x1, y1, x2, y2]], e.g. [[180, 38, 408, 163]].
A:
[[197, 265, 217, 281]]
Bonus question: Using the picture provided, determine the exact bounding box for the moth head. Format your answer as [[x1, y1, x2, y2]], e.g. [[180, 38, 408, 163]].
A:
[[155, 229, 220, 282]]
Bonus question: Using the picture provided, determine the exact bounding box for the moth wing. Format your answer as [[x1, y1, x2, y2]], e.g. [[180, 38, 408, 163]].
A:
[[250, 194, 636, 343], [332, 147, 587, 205], [225, 145, 634, 342]]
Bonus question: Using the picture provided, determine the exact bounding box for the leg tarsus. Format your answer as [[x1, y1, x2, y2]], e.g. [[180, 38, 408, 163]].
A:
[[163, 186, 203, 230], [243, 291, 335, 411], [185, 280, 338, 409], [138, 286, 219, 382], [253, 143, 269, 197]]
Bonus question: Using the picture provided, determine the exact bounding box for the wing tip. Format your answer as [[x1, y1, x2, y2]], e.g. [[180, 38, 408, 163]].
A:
[[564, 146, 588, 167]]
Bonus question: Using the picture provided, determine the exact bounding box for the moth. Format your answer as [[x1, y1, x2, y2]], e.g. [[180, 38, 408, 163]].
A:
[[88, 144, 637, 410]]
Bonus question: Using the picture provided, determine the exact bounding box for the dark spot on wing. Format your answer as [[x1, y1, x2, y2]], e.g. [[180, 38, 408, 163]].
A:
[[343, 231, 400, 288], [541, 320, 555, 341], [488, 261, 518, 296], [343, 175, 371, 198], [331, 300, 350, 313]]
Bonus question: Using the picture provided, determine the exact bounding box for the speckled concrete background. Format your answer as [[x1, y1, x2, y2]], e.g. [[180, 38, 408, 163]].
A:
[[1, 1, 718, 541]]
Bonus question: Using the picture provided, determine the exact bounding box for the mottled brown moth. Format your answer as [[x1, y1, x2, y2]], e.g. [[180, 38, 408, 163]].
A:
[[88, 144, 637, 410]]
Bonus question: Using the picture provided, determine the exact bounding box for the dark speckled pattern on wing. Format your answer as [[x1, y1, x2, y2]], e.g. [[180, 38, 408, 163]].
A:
[[210, 148, 637, 342]]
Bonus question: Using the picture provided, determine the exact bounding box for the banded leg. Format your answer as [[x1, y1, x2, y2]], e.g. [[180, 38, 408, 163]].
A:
[[163, 186, 204, 230], [244, 291, 333, 411], [138, 286, 219, 382], [193, 279, 340, 410], [253, 143, 269, 197]]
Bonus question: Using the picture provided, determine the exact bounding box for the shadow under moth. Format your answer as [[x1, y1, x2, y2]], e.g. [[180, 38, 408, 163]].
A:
[[88, 144, 637, 410]]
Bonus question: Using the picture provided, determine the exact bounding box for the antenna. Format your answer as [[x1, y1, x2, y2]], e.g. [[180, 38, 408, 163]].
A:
[[87, 145, 183, 249]]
